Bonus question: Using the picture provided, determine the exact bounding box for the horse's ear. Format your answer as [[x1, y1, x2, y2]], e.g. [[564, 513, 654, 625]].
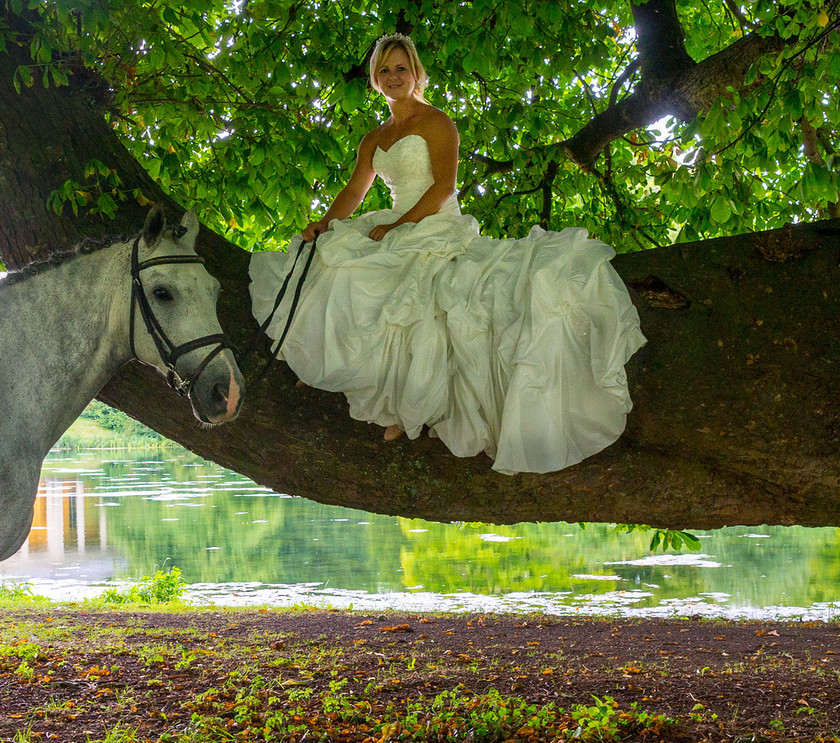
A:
[[178, 209, 200, 248], [142, 204, 166, 248]]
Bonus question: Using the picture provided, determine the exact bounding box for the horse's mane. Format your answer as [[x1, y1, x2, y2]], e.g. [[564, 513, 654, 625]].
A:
[[0, 234, 134, 288]]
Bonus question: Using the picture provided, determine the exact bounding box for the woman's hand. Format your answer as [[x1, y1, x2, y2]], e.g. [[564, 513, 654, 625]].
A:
[[302, 218, 330, 241], [368, 222, 399, 242]]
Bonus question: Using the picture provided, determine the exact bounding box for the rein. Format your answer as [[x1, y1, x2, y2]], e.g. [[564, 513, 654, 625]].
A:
[[129, 235, 235, 397], [247, 234, 318, 386]]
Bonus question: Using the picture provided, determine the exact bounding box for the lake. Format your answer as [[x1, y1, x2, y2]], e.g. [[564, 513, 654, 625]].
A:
[[2, 449, 839, 620]]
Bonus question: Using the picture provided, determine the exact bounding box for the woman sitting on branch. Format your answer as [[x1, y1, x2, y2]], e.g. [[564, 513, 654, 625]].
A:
[[249, 33, 646, 475]]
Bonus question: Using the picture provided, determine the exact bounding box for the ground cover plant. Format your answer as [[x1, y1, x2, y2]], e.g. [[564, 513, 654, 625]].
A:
[[0, 601, 838, 742]]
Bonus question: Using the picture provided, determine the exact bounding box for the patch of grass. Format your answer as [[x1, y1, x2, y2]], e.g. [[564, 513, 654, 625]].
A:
[[88, 724, 140, 743], [0, 580, 48, 605], [12, 725, 35, 743], [95, 566, 186, 606]]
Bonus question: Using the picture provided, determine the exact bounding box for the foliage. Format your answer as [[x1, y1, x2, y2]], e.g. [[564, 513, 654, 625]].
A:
[[612, 524, 702, 552], [97, 566, 186, 606], [0, 580, 36, 601], [0, 581, 48, 606], [79, 401, 166, 441], [54, 401, 182, 449], [3, 0, 838, 254]]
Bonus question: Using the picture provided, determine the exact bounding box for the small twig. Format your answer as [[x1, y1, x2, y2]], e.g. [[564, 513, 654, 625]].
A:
[[467, 151, 513, 174], [609, 58, 640, 109], [723, 0, 757, 31], [493, 183, 543, 209], [574, 71, 599, 116]]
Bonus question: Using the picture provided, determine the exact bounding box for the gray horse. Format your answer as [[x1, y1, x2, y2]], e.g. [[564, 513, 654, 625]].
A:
[[0, 205, 245, 560]]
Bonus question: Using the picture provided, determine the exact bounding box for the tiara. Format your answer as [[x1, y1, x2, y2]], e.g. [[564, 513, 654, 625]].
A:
[[376, 32, 415, 47]]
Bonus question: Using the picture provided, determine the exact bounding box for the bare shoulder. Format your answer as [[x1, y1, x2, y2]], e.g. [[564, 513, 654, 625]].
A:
[[418, 107, 459, 145], [357, 126, 385, 164], [359, 126, 384, 153]]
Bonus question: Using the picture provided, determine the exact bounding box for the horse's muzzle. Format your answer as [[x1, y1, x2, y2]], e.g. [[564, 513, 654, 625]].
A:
[[189, 349, 245, 424]]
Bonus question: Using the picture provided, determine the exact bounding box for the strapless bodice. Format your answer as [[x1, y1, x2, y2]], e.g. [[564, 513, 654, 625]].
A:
[[372, 134, 459, 215]]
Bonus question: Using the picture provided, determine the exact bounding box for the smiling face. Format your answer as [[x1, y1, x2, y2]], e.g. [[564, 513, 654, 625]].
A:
[[374, 47, 417, 101], [368, 37, 427, 102]]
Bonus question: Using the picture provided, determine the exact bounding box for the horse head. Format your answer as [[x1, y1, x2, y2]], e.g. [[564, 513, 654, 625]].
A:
[[131, 205, 245, 424]]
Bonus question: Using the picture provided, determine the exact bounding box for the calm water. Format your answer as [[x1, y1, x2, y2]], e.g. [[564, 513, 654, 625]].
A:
[[2, 449, 840, 620]]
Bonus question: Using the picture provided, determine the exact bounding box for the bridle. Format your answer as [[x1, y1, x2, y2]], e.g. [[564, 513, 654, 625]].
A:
[[129, 234, 235, 397]]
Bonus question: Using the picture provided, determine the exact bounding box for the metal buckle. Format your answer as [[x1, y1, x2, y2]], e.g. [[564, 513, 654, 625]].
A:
[[166, 368, 191, 397]]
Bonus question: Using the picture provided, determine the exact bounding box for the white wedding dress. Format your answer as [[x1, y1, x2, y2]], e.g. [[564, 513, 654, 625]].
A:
[[249, 134, 646, 474]]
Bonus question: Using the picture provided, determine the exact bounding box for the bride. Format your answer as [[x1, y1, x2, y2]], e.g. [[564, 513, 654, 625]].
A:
[[249, 33, 646, 475]]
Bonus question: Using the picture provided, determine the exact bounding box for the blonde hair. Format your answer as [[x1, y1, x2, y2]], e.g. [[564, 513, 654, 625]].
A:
[[369, 34, 428, 101]]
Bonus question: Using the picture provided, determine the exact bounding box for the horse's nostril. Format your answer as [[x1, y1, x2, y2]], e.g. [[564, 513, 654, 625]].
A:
[[211, 383, 228, 409]]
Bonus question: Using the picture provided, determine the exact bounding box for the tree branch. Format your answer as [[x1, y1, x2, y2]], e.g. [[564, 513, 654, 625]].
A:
[[540, 160, 559, 228], [609, 57, 640, 109], [630, 0, 696, 88], [561, 27, 789, 169]]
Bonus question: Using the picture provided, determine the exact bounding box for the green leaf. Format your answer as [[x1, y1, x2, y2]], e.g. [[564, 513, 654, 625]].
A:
[[13, 65, 33, 92], [782, 88, 803, 119], [710, 194, 732, 223]]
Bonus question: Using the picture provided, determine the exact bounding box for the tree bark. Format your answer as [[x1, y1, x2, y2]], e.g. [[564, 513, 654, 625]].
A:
[[3, 31, 840, 531], [98, 218, 840, 531]]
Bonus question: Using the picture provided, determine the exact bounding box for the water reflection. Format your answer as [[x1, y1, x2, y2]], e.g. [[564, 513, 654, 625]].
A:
[[3, 450, 840, 620], [13, 473, 124, 581]]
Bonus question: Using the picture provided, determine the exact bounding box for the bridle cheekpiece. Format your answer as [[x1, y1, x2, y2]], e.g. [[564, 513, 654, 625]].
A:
[[129, 235, 234, 397]]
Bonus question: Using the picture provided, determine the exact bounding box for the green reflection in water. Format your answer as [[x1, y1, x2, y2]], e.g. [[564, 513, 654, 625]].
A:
[[18, 450, 840, 613]]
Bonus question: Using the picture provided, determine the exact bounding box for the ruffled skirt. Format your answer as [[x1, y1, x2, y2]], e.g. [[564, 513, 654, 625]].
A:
[[249, 207, 645, 474]]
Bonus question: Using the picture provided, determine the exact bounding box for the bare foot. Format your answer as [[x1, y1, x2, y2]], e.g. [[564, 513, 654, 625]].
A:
[[295, 379, 310, 390], [383, 424, 404, 442]]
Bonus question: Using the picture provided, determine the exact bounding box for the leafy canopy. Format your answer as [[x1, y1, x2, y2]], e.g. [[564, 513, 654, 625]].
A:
[[5, 0, 839, 251]]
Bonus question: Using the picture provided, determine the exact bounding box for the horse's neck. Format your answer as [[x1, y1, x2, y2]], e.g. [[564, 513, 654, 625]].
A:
[[0, 245, 131, 455]]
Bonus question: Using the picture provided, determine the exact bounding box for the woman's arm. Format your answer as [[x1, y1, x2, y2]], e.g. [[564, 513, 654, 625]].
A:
[[368, 111, 459, 241], [302, 133, 378, 240]]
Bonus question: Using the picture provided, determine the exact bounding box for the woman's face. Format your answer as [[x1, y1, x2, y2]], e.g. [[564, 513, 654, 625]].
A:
[[375, 47, 417, 101]]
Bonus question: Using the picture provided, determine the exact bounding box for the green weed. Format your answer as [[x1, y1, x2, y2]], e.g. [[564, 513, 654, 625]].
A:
[[0, 580, 35, 600], [12, 725, 35, 743], [97, 566, 186, 606], [571, 695, 620, 739], [87, 723, 140, 743], [0, 580, 48, 605], [14, 659, 35, 680], [0, 641, 42, 663]]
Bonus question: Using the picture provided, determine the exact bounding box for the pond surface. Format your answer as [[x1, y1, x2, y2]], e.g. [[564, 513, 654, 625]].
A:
[[2, 449, 840, 620]]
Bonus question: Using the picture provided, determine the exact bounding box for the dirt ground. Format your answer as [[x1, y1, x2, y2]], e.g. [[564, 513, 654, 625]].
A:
[[0, 608, 839, 741]]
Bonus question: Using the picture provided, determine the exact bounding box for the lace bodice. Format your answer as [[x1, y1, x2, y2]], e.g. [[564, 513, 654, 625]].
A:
[[372, 134, 459, 215]]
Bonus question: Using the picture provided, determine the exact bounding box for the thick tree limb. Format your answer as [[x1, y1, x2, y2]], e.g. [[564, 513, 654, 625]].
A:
[[631, 0, 696, 89], [89, 217, 840, 531]]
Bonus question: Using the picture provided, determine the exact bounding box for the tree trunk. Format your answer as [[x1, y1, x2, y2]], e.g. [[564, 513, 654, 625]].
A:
[[3, 39, 840, 531]]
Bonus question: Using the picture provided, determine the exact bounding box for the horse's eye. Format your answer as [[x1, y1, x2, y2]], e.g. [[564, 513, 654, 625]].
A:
[[153, 286, 173, 301]]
